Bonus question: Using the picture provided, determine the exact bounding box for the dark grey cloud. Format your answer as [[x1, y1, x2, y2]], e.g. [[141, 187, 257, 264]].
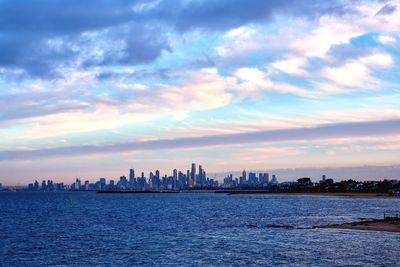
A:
[[149, 0, 346, 32], [0, 0, 347, 78], [1, 119, 399, 160], [0, 0, 137, 35], [83, 25, 171, 67], [0, 0, 168, 77], [0, 33, 78, 77], [376, 3, 397, 15], [95, 67, 175, 83]]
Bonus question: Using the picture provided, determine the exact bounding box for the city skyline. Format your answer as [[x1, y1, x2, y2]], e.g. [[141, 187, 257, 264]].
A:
[[1, 0, 400, 183], [2, 163, 400, 187], [10, 162, 400, 196], [20, 162, 276, 190]]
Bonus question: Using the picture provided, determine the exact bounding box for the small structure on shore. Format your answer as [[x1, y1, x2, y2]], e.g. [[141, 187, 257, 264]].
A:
[[384, 213, 400, 220]]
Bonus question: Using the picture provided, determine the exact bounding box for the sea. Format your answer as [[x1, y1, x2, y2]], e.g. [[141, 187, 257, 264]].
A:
[[1, 192, 399, 266]]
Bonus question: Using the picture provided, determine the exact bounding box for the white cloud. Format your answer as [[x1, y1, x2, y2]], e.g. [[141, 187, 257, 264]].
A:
[[289, 1, 400, 59], [290, 15, 363, 58], [0, 68, 236, 139], [271, 56, 309, 76], [160, 68, 234, 112], [359, 53, 394, 68], [233, 67, 271, 92], [320, 52, 393, 88], [132, 0, 161, 13], [233, 67, 314, 97], [377, 35, 397, 46], [215, 27, 265, 60], [321, 62, 371, 87]]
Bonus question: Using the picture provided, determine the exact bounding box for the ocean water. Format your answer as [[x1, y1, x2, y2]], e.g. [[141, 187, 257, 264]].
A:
[[1, 192, 399, 266]]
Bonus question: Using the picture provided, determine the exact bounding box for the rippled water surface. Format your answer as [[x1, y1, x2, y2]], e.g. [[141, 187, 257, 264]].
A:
[[1, 192, 399, 266]]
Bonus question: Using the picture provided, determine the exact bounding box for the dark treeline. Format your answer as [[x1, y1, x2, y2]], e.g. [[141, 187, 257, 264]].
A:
[[280, 178, 399, 194]]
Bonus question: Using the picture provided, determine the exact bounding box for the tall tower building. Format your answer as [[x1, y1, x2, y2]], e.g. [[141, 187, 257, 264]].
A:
[[173, 169, 177, 190], [264, 173, 269, 184], [198, 165, 203, 185], [271, 174, 277, 184], [190, 163, 196, 187], [34, 180, 39, 190], [129, 168, 135, 187], [187, 169, 191, 188], [75, 178, 81, 190], [242, 169, 247, 182]]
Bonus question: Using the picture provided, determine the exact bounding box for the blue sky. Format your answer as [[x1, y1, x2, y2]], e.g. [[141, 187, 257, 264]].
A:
[[1, 0, 400, 184]]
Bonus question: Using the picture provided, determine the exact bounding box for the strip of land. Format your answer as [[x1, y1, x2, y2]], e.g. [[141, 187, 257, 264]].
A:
[[316, 219, 400, 233], [219, 191, 395, 198], [289, 192, 393, 198], [96, 190, 180, 194]]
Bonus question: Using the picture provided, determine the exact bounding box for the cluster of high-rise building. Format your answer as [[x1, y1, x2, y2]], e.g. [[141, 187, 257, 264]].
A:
[[222, 169, 278, 189], [24, 164, 279, 192], [28, 179, 66, 191], [26, 163, 219, 191], [15, 167, 400, 195], [101, 163, 218, 191]]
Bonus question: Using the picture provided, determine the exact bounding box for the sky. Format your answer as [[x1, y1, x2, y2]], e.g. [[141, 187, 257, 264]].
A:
[[1, 0, 400, 185]]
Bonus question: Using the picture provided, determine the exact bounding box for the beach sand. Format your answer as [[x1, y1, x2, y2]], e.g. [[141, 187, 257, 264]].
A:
[[317, 219, 400, 233]]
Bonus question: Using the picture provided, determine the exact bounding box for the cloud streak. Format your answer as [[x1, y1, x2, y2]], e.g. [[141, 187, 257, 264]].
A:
[[1, 119, 399, 161]]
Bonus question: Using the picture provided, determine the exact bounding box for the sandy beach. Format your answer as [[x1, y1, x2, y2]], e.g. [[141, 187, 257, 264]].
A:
[[317, 219, 400, 233]]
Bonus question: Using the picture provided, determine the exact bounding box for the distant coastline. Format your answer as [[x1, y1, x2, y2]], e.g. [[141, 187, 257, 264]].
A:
[[219, 191, 396, 198], [316, 217, 400, 233], [92, 190, 399, 198], [96, 190, 180, 194]]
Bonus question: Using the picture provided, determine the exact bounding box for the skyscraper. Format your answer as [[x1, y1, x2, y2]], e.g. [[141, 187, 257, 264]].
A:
[[84, 180, 90, 190], [129, 168, 135, 187], [198, 165, 203, 186], [75, 178, 81, 190], [140, 172, 146, 190], [190, 163, 196, 188], [178, 171, 184, 189], [99, 178, 106, 189], [249, 172, 257, 185], [173, 169, 177, 190], [41, 180, 46, 190], [119, 176, 128, 188], [34, 180, 39, 191], [242, 169, 247, 182], [187, 170, 191, 188], [271, 175, 277, 184], [264, 173, 269, 184]]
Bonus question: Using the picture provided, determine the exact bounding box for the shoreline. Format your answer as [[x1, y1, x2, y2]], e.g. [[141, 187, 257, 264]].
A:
[[280, 192, 394, 198], [316, 218, 400, 233], [223, 191, 396, 198]]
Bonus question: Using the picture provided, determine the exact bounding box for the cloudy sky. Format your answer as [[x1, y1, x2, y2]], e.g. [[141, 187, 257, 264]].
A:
[[1, 0, 400, 184]]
